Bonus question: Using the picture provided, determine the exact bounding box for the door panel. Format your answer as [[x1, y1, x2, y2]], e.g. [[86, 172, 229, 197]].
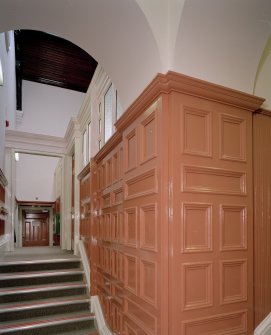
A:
[[23, 211, 49, 247]]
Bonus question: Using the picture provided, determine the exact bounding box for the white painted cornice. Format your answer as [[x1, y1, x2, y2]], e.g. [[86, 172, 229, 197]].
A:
[[92, 65, 111, 100], [5, 130, 66, 155], [77, 85, 92, 132], [64, 117, 81, 154]]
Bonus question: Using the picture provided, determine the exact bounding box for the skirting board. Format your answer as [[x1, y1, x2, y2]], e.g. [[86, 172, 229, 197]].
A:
[[77, 239, 90, 290], [91, 295, 113, 335], [254, 313, 271, 335]]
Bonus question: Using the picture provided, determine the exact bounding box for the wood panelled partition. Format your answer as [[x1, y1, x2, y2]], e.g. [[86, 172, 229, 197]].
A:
[[79, 72, 264, 335], [79, 164, 92, 261], [253, 111, 271, 327]]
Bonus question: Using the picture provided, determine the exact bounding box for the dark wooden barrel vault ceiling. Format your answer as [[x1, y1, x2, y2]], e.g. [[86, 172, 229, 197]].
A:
[[15, 30, 98, 110]]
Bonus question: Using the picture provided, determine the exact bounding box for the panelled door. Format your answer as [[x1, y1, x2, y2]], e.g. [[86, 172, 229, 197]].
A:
[[22, 211, 49, 247]]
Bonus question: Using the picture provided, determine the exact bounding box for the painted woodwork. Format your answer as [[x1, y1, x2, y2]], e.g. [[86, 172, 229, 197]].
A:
[[0, 169, 8, 237], [78, 164, 91, 262], [253, 111, 271, 327], [79, 72, 264, 335]]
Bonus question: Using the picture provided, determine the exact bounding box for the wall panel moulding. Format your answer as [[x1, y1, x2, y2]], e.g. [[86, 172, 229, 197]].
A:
[[78, 71, 264, 335]]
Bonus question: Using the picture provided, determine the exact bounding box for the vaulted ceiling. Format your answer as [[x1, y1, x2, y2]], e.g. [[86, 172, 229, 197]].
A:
[[15, 30, 98, 109]]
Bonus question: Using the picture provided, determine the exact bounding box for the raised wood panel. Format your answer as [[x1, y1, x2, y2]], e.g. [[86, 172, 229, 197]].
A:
[[181, 203, 212, 253], [220, 205, 247, 251], [220, 114, 246, 162], [170, 91, 254, 335], [220, 259, 247, 304], [182, 165, 247, 196], [78, 164, 91, 268], [182, 310, 247, 335], [181, 262, 213, 311], [83, 72, 262, 335], [182, 106, 212, 157], [90, 98, 163, 335]]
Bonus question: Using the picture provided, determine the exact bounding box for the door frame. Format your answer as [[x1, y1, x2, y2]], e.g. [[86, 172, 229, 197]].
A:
[[17, 204, 54, 247]]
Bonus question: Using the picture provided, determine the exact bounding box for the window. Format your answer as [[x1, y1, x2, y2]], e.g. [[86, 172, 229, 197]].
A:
[[88, 122, 91, 162], [104, 84, 113, 143], [82, 122, 92, 166], [97, 80, 123, 150], [83, 130, 87, 166]]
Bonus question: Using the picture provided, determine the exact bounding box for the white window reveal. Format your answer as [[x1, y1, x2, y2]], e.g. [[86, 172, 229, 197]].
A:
[[0, 59, 3, 86], [104, 84, 113, 143]]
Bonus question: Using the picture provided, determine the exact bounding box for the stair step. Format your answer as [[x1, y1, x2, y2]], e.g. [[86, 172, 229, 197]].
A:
[[0, 249, 97, 334], [0, 311, 96, 335], [0, 282, 88, 303], [0, 295, 90, 312], [0, 269, 84, 288], [0, 258, 82, 273], [0, 296, 90, 322]]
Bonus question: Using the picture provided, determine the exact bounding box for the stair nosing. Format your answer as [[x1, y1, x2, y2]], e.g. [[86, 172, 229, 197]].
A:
[[0, 313, 95, 334], [0, 269, 84, 280], [0, 297, 90, 313], [0, 258, 81, 266], [0, 282, 87, 296]]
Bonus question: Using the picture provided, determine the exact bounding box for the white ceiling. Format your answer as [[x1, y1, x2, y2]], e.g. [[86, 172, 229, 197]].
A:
[[0, 0, 270, 109]]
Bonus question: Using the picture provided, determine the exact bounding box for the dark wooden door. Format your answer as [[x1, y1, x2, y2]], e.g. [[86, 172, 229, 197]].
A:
[[22, 211, 49, 247]]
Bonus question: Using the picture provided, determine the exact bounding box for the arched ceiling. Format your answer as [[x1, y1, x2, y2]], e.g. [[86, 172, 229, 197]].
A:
[[173, 0, 271, 96], [0, 0, 271, 109], [0, 0, 161, 110]]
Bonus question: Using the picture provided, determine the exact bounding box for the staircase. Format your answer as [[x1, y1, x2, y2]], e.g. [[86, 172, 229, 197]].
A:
[[0, 249, 97, 335]]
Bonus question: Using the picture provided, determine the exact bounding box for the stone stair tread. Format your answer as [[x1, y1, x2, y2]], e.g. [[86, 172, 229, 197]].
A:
[[0, 281, 87, 295], [0, 257, 80, 267], [0, 311, 95, 333], [0, 268, 83, 280], [0, 295, 90, 312], [56, 330, 98, 335]]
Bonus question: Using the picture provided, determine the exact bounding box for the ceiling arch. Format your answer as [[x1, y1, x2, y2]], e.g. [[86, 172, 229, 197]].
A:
[[1, 0, 271, 109], [0, 0, 162, 110], [173, 0, 271, 96]]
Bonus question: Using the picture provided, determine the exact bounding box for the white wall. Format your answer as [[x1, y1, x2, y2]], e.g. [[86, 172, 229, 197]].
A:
[[0, 0, 270, 112], [0, 31, 16, 171], [254, 36, 271, 109], [15, 153, 60, 202], [17, 80, 85, 137]]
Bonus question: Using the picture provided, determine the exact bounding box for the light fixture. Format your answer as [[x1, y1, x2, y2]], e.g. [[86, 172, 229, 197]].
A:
[[14, 152, 19, 161]]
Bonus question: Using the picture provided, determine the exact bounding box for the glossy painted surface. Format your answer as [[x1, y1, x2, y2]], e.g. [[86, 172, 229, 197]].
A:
[[79, 72, 264, 334], [253, 111, 271, 327], [78, 164, 91, 262]]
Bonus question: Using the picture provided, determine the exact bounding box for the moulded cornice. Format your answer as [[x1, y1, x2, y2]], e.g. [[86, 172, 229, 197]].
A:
[[92, 65, 111, 100], [115, 71, 265, 132], [65, 117, 80, 141], [65, 117, 80, 154], [78, 93, 91, 132], [93, 131, 122, 164], [5, 130, 66, 155], [77, 162, 90, 180], [0, 168, 8, 187], [257, 108, 271, 117]]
